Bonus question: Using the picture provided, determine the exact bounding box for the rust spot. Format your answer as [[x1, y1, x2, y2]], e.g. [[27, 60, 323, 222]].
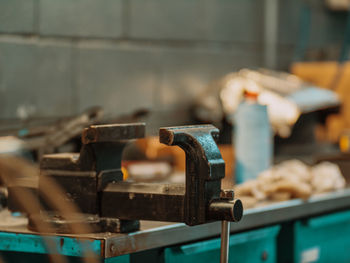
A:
[[100, 240, 105, 257], [261, 251, 268, 261], [82, 127, 97, 144], [159, 129, 174, 145], [60, 238, 64, 248]]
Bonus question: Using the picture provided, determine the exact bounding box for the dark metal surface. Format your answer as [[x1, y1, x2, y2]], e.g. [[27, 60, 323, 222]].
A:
[[28, 123, 146, 233], [7, 176, 39, 213], [8, 123, 242, 234], [208, 199, 243, 222], [159, 125, 242, 225], [82, 123, 145, 144], [0, 188, 6, 209], [102, 124, 242, 225], [101, 182, 185, 222], [40, 170, 98, 214], [208, 189, 243, 222], [28, 212, 102, 233]]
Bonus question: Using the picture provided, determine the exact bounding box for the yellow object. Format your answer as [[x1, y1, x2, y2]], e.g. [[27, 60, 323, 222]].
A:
[[122, 166, 129, 180], [340, 135, 350, 152], [292, 62, 350, 142]]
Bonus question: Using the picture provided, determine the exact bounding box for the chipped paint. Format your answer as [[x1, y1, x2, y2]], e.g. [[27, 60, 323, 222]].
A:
[[0, 231, 102, 257]]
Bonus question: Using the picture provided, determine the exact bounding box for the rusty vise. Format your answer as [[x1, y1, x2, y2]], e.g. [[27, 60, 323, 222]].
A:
[[9, 123, 243, 234]]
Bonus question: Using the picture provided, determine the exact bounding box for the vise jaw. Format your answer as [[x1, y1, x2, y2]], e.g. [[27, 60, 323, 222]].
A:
[[11, 123, 242, 233], [29, 123, 145, 233], [160, 125, 242, 225]]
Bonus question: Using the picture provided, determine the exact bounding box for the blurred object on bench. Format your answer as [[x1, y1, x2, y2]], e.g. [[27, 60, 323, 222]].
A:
[[326, 0, 350, 11], [235, 159, 345, 208], [292, 62, 350, 143], [193, 68, 339, 138], [0, 107, 104, 160]]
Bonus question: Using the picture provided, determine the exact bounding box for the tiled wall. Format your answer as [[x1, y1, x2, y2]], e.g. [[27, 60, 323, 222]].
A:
[[0, 0, 347, 132]]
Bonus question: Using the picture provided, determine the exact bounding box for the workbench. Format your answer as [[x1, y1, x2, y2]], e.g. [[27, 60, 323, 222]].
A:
[[2, 188, 350, 262]]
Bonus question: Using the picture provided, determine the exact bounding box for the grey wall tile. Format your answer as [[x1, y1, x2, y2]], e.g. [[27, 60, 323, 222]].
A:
[[277, 46, 295, 70], [0, 0, 35, 33], [129, 0, 207, 40], [278, 0, 303, 45], [279, 0, 347, 47], [0, 41, 73, 118], [145, 109, 194, 136], [205, 0, 263, 43], [39, 0, 123, 38], [1, 0, 347, 123], [129, 0, 263, 43], [76, 46, 158, 115], [308, 7, 347, 47], [155, 47, 262, 109], [77, 45, 261, 126]]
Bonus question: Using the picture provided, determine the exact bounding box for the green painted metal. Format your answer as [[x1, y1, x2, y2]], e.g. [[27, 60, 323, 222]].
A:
[[295, 210, 350, 263], [0, 251, 130, 263], [164, 225, 280, 263], [105, 255, 130, 263], [278, 210, 350, 263], [0, 231, 102, 257], [0, 231, 130, 262]]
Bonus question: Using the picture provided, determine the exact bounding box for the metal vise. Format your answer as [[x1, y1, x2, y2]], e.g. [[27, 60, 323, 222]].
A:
[[12, 123, 242, 233]]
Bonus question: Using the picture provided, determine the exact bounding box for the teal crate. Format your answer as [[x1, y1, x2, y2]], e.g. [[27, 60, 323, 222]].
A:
[[278, 210, 350, 263], [164, 225, 280, 263]]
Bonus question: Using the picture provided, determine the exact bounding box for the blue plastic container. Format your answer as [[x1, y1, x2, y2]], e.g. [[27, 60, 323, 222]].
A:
[[234, 100, 272, 183]]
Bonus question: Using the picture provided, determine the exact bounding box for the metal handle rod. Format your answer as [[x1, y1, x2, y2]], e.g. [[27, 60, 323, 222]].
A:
[[220, 220, 230, 263]]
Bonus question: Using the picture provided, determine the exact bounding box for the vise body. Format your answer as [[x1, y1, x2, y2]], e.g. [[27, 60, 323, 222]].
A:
[[8, 123, 242, 234]]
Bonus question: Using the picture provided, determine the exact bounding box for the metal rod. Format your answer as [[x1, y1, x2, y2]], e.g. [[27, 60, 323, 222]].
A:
[[220, 220, 230, 263]]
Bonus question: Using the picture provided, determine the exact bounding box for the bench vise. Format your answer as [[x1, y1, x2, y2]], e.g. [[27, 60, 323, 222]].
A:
[[9, 123, 243, 234]]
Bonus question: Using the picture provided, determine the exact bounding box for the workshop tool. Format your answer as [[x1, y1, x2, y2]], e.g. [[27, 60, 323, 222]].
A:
[[7, 123, 243, 260], [0, 107, 104, 163], [25, 106, 104, 159]]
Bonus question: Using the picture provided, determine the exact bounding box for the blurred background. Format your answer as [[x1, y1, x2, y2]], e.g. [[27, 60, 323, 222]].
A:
[[0, 0, 348, 131], [2, 0, 350, 186], [2, 1, 350, 262]]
